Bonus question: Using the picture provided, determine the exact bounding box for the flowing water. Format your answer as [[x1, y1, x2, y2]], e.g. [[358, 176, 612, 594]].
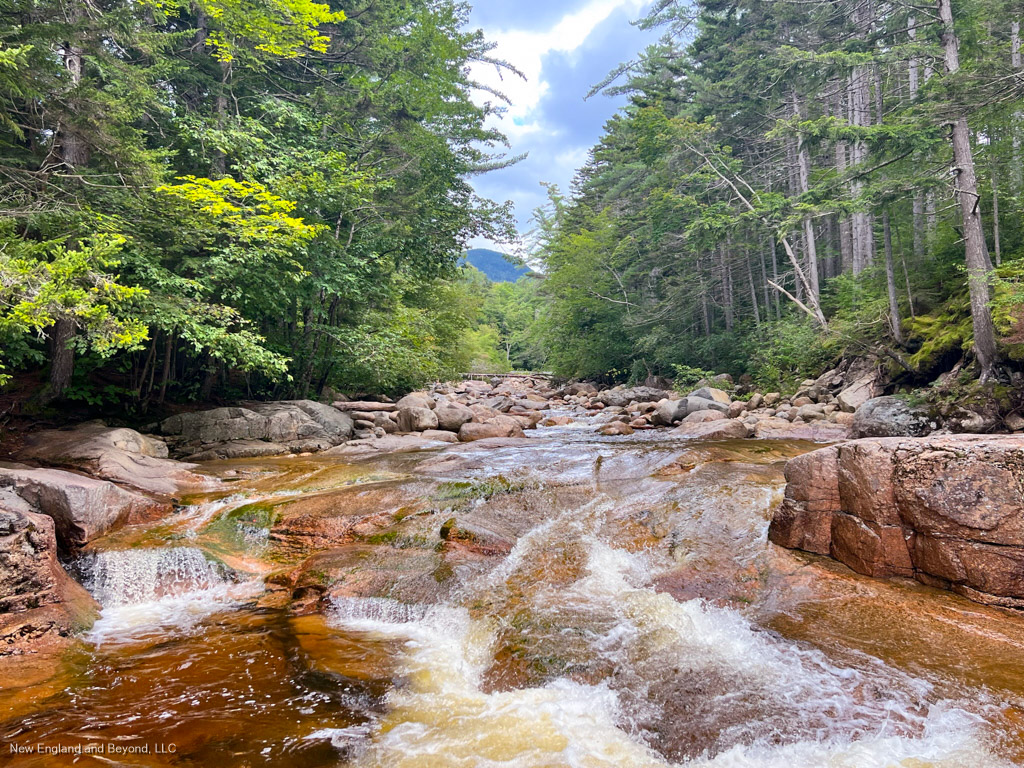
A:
[[4, 420, 1024, 767]]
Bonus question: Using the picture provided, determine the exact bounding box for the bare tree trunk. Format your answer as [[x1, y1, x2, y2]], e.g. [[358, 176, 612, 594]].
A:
[[158, 333, 174, 404], [59, 4, 89, 167], [46, 317, 76, 401], [759, 242, 771, 317], [792, 90, 820, 302], [770, 236, 781, 319], [1012, 21, 1022, 192], [940, 0, 998, 378], [720, 245, 734, 332], [991, 155, 1002, 266], [882, 210, 903, 344], [848, 1, 875, 274], [908, 15, 927, 261], [698, 262, 711, 336], [747, 256, 760, 327], [214, 60, 230, 177]]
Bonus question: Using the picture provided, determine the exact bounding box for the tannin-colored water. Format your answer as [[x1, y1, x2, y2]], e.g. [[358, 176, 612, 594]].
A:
[[4, 421, 1024, 767]]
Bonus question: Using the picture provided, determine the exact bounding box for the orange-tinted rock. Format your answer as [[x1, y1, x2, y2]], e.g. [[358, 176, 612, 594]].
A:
[[598, 422, 634, 436], [0, 499, 99, 653], [771, 434, 1024, 607], [912, 534, 1024, 607], [767, 446, 839, 556], [830, 512, 912, 578], [836, 438, 902, 526], [0, 464, 167, 551], [894, 436, 1024, 545], [458, 416, 526, 442]]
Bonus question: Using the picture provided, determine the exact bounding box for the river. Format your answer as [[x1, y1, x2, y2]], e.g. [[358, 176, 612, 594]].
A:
[[3, 416, 1024, 767]]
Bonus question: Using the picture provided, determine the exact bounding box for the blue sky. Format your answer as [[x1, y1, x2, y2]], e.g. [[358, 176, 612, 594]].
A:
[[466, 0, 661, 255]]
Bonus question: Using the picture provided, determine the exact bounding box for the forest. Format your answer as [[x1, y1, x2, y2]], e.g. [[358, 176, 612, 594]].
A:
[[0, 0, 520, 408], [533, 0, 1024, 394], [2, 0, 1024, 410]]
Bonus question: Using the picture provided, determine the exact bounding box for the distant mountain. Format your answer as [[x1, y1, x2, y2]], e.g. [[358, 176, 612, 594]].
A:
[[463, 248, 530, 283]]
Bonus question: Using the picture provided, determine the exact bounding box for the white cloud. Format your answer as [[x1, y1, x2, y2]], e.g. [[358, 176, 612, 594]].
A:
[[470, 0, 648, 139]]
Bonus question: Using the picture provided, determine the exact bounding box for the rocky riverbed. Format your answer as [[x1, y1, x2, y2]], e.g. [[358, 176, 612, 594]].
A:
[[2, 375, 1024, 766]]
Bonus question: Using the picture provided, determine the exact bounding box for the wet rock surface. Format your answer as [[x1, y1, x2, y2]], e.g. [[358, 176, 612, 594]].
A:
[[6, 371, 1024, 765], [770, 434, 1024, 606]]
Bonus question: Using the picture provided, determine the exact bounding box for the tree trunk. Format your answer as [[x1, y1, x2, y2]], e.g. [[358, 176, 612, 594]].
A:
[[909, 15, 927, 261], [747, 255, 760, 327], [848, 5, 875, 275], [1012, 21, 1022, 191], [940, 0, 998, 378], [158, 333, 174, 404], [792, 90, 820, 302], [720, 245, 734, 332], [882, 210, 903, 344], [769, 236, 781, 319], [991, 157, 1002, 266], [214, 60, 230, 177], [59, 5, 89, 167], [47, 317, 76, 401]]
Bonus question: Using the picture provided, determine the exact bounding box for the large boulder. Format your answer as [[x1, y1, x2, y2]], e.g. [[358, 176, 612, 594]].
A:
[[434, 402, 475, 432], [685, 396, 729, 415], [836, 371, 883, 413], [652, 399, 688, 427], [247, 400, 354, 442], [15, 423, 204, 497], [0, 464, 165, 551], [0, 500, 99, 652], [281, 400, 354, 441], [458, 416, 525, 442], [682, 409, 727, 424], [769, 435, 1024, 606], [395, 393, 435, 411], [671, 418, 752, 440], [768, 447, 840, 555], [159, 407, 268, 445], [851, 396, 932, 439], [688, 386, 731, 404], [158, 401, 353, 459], [562, 382, 598, 397], [596, 386, 668, 407], [516, 399, 550, 411], [396, 407, 439, 433], [752, 417, 851, 441]]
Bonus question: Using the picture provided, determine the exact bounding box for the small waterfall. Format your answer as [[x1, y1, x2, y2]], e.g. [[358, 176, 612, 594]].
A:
[[79, 547, 226, 607], [77, 547, 256, 645]]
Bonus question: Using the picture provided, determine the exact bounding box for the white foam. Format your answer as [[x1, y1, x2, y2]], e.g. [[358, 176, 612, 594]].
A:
[[81, 547, 257, 646]]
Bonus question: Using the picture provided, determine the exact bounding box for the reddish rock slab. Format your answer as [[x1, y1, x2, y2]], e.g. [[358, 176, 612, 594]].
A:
[[830, 512, 913, 579], [767, 446, 839, 556], [894, 436, 1024, 546]]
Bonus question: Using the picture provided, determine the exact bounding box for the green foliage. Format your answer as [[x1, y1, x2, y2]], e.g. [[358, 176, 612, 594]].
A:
[[0, 233, 150, 381], [748, 318, 834, 392], [670, 365, 716, 390], [0, 0, 518, 402]]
